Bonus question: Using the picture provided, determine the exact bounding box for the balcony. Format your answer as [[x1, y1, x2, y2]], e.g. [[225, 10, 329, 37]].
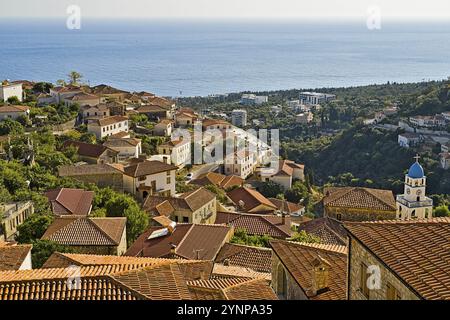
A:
[[396, 195, 433, 208]]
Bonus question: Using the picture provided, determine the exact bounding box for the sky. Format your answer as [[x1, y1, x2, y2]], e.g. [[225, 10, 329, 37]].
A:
[[1, 0, 450, 20]]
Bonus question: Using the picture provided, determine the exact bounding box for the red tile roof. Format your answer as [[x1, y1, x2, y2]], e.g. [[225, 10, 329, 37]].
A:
[[191, 172, 244, 190], [123, 160, 178, 177], [297, 217, 348, 246], [268, 198, 304, 214], [344, 218, 450, 300], [270, 240, 348, 300], [323, 187, 396, 212], [42, 217, 126, 246], [215, 212, 292, 239], [125, 223, 231, 260], [215, 243, 272, 273], [45, 188, 94, 216], [0, 244, 32, 271], [227, 187, 277, 212]]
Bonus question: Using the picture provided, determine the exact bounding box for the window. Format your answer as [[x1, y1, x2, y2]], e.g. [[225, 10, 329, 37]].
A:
[[166, 177, 171, 184], [336, 213, 342, 221], [174, 216, 178, 222], [183, 216, 189, 223], [360, 263, 370, 299], [386, 283, 401, 300]]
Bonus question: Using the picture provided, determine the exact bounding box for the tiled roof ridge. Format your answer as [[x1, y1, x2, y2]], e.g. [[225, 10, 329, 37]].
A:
[[172, 224, 196, 257], [90, 218, 126, 245], [271, 239, 348, 255], [260, 216, 291, 237], [222, 242, 272, 252], [345, 217, 450, 225], [325, 187, 395, 210]]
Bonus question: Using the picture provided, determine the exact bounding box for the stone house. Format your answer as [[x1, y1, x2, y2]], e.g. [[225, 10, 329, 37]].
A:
[[143, 187, 217, 224], [322, 187, 397, 221], [157, 138, 191, 168], [270, 240, 348, 300], [41, 216, 127, 255], [344, 218, 450, 300], [227, 187, 277, 214], [259, 159, 305, 189], [103, 137, 142, 162], [62, 140, 119, 164], [0, 201, 34, 241], [58, 164, 125, 192], [153, 119, 173, 137], [0, 105, 30, 121], [0, 244, 32, 270], [44, 188, 94, 216]]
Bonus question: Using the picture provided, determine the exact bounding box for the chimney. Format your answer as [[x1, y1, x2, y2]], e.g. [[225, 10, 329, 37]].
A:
[[310, 255, 331, 296], [170, 243, 177, 256]]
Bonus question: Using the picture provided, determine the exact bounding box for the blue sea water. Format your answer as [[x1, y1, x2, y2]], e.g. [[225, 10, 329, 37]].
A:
[[0, 18, 450, 97]]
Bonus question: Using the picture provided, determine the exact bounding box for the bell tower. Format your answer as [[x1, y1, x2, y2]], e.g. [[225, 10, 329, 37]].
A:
[[396, 155, 433, 220]]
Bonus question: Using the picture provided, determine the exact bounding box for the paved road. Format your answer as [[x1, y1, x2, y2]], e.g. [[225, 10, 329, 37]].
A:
[[190, 163, 220, 179]]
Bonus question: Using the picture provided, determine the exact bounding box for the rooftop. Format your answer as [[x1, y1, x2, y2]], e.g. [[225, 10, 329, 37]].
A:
[[0, 244, 32, 271], [123, 160, 178, 177], [345, 218, 450, 300], [44, 188, 94, 216], [227, 187, 277, 212]]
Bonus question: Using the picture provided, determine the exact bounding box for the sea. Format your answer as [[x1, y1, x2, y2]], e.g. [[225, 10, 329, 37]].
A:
[[0, 18, 450, 97]]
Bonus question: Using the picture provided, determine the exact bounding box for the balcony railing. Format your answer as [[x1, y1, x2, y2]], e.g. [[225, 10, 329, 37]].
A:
[[396, 196, 433, 208]]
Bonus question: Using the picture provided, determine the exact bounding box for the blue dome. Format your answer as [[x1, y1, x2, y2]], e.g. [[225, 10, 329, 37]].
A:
[[408, 162, 424, 179]]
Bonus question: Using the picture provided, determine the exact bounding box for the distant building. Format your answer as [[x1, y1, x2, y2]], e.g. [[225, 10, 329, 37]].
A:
[[175, 110, 197, 127], [442, 142, 450, 153], [0, 201, 34, 241], [231, 109, 247, 127], [227, 187, 277, 214], [396, 157, 433, 220], [224, 150, 257, 179], [442, 111, 450, 122], [259, 160, 305, 189], [80, 104, 110, 123], [299, 92, 335, 105], [0, 105, 30, 121], [64, 92, 101, 107], [153, 119, 173, 137], [143, 187, 217, 224], [271, 105, 282, 114], [58, 164, 124, 192], [296, 112, 314, 124], [268, 198, 305, 216], [157, 138, 191, 168], [287, 100, 301, 109], [240, 94, 268, 106], [0, 81, 23, 102], [398, 132, 423, 148], [136, 105, 172, 120], [202, 118, 233, 131], [103, 137, 142, 161], [409, 115, 446, 128], [323, 187, 397, 221], [62, 140, 119, 164], [87, 115, 129, 139], [440, 153, 450, 170], [49, 85, 84, 104]]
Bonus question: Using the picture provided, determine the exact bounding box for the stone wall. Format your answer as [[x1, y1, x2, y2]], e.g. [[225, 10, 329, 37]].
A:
[[348, 238, 420, 300], [271, 253, 308, 300], [325, 207, 396, 222], [69, 173, 124, 192]]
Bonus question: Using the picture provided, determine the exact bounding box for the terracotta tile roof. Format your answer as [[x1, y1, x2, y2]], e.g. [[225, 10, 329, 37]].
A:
[[125, 224, 231, 261], [159, 138, 189, 148], [323, 187, 396, 212], [269, 198, 304, 214], [0, 244, 32, 271], [103, 137, 141, 148], [0, 105, 30, 113], [41, 217, 126, 246], [62, 140, 118, 158], [64, 92, 100, 101], [191, 172, 243, 190], [45, 188, 94, 216], [297, 217, 348, 246], [215, 243, 272, 273], [270, 240, 348, 300], [136, 105, 169, 113], [227, 187, 277, 212], [212, 264, 271, 280], [216, 212, 292, 239], [0, 260, 212, 300], [344, 218, 450, 300], [187, 278, 277, 300], [202, 119, 232, 128], [58, 163, 123, 177], [123, 160, 177, 177], [110, 131, 130, 139], [90, 84, 128, 95], [143, 187, 216, 214], [90, 115, 128, 127]]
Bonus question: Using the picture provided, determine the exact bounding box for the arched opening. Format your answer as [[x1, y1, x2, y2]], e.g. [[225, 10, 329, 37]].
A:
[[411, 210, 416, 218], [277, 263, 288, 299]]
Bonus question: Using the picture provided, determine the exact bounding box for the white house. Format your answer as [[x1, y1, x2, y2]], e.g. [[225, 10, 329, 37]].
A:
[[240, 94, 268, 106], [299, 92, 335, 105], [296, 112, 314, 124], [0, 105, 30, 121], [87, 115, 129, 139], [49, 85, 84, 104], [64, 92, 101, 107], [259, 160, 305, 189], [398, 133, 423, 148], [224, 150, 257, 179], [157, 138, 191, 168], [103, 138, 142, 161], [154, 119, 173, 137], [122, 160, 178, 199], [0, 81, 23, 102], [409, 115, 446, 128], [440, 153, 450, 170]]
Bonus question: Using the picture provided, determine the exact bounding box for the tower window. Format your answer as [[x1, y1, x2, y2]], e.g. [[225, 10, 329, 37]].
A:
[[417, 197, 420, 201]]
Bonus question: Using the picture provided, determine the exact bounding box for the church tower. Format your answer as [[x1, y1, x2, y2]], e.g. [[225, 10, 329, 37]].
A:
[[396, 155, 433, 220]]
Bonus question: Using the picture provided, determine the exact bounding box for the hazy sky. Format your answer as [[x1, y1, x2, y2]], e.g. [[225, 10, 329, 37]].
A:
[[1, 0, 450, 19]]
